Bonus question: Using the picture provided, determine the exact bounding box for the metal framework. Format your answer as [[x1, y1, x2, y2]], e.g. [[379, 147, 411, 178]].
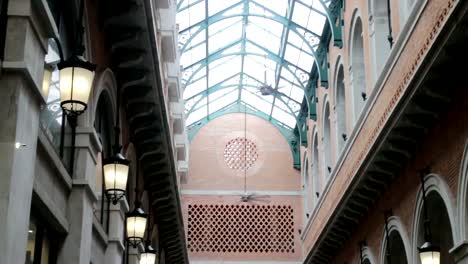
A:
[[177, 0, 343, 168]]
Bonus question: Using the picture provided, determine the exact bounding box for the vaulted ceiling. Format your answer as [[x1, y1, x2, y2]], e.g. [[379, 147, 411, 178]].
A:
[[177, 0, 333, 130]]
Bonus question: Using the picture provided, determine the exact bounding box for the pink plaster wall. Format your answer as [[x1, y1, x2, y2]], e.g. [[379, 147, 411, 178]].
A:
[[184, 113, 301, 192], [182, 113, 302, 262]]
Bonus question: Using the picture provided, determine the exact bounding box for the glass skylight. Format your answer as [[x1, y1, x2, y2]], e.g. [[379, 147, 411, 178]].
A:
[[177, 0, 330, 129]]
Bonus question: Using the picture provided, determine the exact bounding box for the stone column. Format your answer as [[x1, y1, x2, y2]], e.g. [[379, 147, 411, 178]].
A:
[[57, 127, 100, 264], [0, 0, 50, 263]]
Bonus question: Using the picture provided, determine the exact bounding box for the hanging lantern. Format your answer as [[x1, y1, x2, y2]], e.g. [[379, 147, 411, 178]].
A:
[[126, 206, 147, 247], [103, 153, 130, 204], [419, 241, 440, 264], [140, 244, 157, 264], [58, 56, 96, 114]]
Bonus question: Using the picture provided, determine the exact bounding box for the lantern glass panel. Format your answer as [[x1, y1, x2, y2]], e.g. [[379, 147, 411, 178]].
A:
[[420, 251, 440, 264], [139, 252, 156, 264], [59, 66, 94, 111], [103, 163, 129, 192], [126, 216, 147, 241]]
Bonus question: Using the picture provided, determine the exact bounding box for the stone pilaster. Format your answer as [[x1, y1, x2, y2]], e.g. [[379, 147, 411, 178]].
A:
[[0, 0, 50, 263], [57, 127, 100, 264], [105, 201, 129, 264]]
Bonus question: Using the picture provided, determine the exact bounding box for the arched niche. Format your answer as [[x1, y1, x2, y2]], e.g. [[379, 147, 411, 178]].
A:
[[361, 245, 377, 264], [322, 100, 332, 178], [334, 58, 347, 156], [369, 0, 391, 82], [457, 140, 468, 242], [380, 216, 411, 264], [312, 132, 320, 205], [86, 68, 117, 128], [412, 174, 456, 264], [303, 154, 312, 218], [349, 11, 367, 124]]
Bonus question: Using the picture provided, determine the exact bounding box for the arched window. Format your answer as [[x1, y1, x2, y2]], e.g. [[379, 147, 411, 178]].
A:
[[94, 92, 115, 233], [369, 0, 391, 81], [322, 102, 332, 177], [416, 191, 454, 263], [303, 156, 311, 219], [350, 15, 367, 124], [383, 230, 408, 264], [335, 63, 347, 155], [312, 133, 320, 204]]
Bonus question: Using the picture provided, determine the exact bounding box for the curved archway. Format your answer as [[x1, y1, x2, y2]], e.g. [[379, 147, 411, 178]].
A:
[[457, 140, 468, 242], [349, 11, 367, 124], [88, 68, 117, 128], [369, 0, 391, 82], [312, 131, 320, 204], [322, 100, 332, 178], [380, 216, 411, 264], [334, 58, 347, 156], [412, 174, 456, 264], [303, 154, 312, 219], [361, 245, 378, 264]]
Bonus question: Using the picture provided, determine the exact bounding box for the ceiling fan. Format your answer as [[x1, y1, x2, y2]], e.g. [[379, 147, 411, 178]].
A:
[[256, 69, 285, 97], [236, 99, 271, 204]]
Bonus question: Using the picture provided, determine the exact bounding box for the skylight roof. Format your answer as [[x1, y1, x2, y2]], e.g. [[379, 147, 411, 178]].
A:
[[177, 0, 331, 130]]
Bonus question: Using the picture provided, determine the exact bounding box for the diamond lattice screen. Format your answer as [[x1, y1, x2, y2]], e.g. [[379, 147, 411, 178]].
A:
[[187, 204, 295, 254], [223, 138, 259, 170]]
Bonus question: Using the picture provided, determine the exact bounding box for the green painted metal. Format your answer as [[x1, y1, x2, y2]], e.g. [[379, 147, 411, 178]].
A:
[[177, 0, 345, 169], [187, 102, 301, 169], [187, 83, 301, 117]]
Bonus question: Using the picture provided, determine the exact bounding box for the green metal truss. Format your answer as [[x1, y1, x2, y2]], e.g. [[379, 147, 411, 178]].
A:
[[177, 0, 343, 169]]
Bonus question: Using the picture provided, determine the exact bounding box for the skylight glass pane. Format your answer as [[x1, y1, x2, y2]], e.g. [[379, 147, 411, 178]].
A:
[[178, 0, 329, 130], [209, 26, 242, 53], [246, 22, 281, 53], [285, 44, 301, 66], [184, 77, 207, 99], [222, 3, 244, 16], [288, 85, 304, 102], [208, 0, 241, 16], [186, 104, 207, 125], [307, 11, 327, 35], [292, 2, 312, 28], [272, 106, 295, 128], [209, 17, 242, 37], [243, 56, 273, 84], [185, 94, 203, 112], [312, 0, 327, 13], [248, 17, 283, 37], [177, 0, 205, 31], [209, 89, 238, 114], [251, 0, 288, 16], [241, 90, 271, 114], [190, 67, 207, 83], [209, 56, 241, 86], [210, 86, 238, 102], [216, 74, 241, 87], [180, 43, 206, 68]]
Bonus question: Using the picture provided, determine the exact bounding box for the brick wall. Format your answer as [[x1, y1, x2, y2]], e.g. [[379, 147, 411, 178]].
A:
[[332, 82, 468, 263]]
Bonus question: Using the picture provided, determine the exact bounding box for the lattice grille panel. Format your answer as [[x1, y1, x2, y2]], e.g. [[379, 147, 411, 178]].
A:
[[187, 204, 295, 253], [223, 138, 258, 170]]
